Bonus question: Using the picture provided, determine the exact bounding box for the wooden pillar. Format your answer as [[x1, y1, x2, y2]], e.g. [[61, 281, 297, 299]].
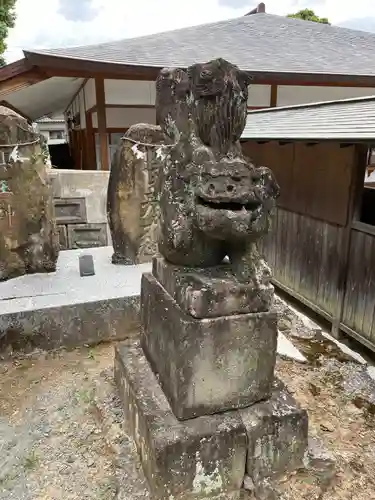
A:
[[95, 77, 109, 170], [270, 84, 278, 107], [85, 110, 96, 169]]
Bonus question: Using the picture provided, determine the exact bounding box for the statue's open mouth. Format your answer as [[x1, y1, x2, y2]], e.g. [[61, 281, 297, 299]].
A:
[[196, 196, 261, 212]]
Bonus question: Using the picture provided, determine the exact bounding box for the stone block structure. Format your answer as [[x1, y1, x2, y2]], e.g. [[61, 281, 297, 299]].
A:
[[115, 58, 310, 499], [0, 112, 59, 282]]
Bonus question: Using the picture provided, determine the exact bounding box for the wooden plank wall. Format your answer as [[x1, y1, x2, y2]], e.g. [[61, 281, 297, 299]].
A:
[[342, 228, 375, 345], [259, 208, 345, 320], [244, 140, 364, 323], [245, 139, 375, 349], [243, 141, 355, 226]]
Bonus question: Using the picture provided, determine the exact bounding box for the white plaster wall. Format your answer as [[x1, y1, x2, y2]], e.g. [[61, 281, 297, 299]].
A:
[[92, 107, 156, 128], [105, 80, 271, 108], [277, 85, 375, 106], [104, 80, 155, 106], [248, 85, 271, 107], [84, 79, 96, 110]]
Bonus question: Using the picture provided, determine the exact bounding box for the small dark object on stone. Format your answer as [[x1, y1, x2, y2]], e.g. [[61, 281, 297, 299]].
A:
[[79, 254, 95, 277]]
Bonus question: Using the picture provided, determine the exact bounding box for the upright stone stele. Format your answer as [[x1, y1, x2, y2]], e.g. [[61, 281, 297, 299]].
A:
[[0, 114, 59, 282], [107, 123, 165, 264], [115, 59, 308, 499]]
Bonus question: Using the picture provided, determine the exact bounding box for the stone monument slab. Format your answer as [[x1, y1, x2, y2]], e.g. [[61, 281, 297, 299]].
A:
[[107, 123, 165, 265], [141, 272, 277, 420]]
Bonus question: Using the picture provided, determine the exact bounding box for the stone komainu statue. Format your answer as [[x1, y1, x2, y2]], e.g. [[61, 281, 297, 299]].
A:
[[0, 113, 59, 282], [108, 59, 279, 277], [155, 58, 280, 309]]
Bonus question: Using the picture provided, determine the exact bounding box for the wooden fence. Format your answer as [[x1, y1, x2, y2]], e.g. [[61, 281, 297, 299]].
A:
[[243, 140, 375, 352]]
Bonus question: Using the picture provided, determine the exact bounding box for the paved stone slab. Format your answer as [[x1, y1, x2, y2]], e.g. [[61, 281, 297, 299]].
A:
[[0, 247, 150, 313], [321, 331, 367, 365], [153, 257, 273, 319], [277, 332, 307, 364], [141, 273, 277, 420], [240, 379, 308, 483], [0, 247, 151, 348]]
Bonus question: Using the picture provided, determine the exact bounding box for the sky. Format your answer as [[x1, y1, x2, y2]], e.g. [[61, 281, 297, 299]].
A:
[[4, 0, 375, 63]]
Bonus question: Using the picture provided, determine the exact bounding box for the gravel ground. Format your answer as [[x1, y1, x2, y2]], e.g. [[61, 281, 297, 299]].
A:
[[0, 344, 149, 500], [272, 297, 375, 500], [1, 300, 375, 499]]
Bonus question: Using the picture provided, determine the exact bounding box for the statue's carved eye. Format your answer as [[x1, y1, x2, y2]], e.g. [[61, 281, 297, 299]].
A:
[[200, 69, 213, 79]]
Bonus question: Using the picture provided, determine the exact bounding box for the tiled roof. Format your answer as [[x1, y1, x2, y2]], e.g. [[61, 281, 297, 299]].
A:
[[37, 116, 65, 123], [25, 13, 375, 76], [242, 95, 375, 141], [0, 105, 23, 118]]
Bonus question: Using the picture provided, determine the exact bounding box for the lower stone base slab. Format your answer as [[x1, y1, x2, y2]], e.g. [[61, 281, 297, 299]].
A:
[[0, 247, 151, 350], [115, 341, 309, 500], [240, 379, 308, 482], [115, 340, 247, 499]]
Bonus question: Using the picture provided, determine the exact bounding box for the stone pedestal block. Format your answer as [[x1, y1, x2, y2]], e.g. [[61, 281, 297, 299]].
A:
[[115, 341, 247, 500], [240, 380, 308, 482], [140, 272, 278, 420], [153, 257, 274, 318]]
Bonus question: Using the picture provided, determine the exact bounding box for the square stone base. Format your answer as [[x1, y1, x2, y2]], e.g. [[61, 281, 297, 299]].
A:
[[115, 342, 309, 500], [141, 272, 278, 420], [153, 257, 273, 319], [115, 341, 247, 500]]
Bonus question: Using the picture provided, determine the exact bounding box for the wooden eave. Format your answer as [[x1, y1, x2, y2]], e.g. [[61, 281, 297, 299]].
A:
[[0, 58, 30, 82], [22, 52, 375, 88], [2, 51, 375, 97], [0, 58, 49, 96]]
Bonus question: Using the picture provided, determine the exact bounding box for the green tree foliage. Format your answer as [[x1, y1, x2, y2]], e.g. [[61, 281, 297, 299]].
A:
[[287, 8, 330, 25], [0, 0, 17, 67]]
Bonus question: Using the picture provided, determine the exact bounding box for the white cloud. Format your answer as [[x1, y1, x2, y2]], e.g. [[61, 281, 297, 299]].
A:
[[4, 0, 375, 64]]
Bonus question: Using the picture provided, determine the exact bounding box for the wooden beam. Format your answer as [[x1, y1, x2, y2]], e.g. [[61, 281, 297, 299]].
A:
[[104, 104, 155, 109], [85, 109, 96, 170], [247, 106, 267, 110], [270, 84, 278, 107], [95, 78, 109, 170], [93, 127, 128, 133]]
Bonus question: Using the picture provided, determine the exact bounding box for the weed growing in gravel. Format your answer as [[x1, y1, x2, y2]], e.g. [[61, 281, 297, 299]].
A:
[[23, 450, 40, 470], [74, 388, 95, 405]]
